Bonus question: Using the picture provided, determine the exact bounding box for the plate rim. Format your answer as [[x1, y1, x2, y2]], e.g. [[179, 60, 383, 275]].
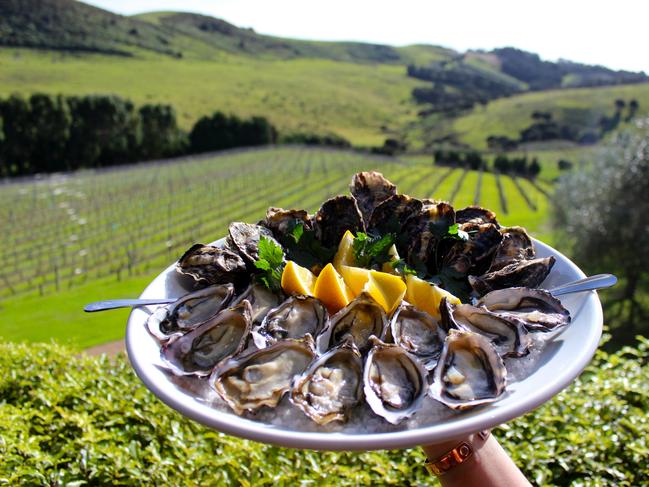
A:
[[126, 238, 603, 451]]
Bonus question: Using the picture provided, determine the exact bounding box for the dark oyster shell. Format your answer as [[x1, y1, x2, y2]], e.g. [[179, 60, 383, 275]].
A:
[[227, 222, 278, 263], [489, 227, 535, 272], [261, 207, 312, 240], [177, 244, 247, 285], [469, 256, 556, 295], [160, 300, 252, 376], [456, 206, 500, 227], [350, 171, 397, 223], [314, 195, 364, 248], [443, 223, 503, 276], [367, 194, 423, 236], [400, 202, 455, 271], [430, 329, 507, 410], [291, 338, 363, 425]]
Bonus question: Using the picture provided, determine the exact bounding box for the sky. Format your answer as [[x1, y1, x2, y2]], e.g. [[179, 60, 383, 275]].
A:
[[85, 0, 649, 73]]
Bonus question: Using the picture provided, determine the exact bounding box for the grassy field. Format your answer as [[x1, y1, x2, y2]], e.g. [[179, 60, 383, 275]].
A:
[[0, 146, 552, 348], [0, 48, 428, 146]]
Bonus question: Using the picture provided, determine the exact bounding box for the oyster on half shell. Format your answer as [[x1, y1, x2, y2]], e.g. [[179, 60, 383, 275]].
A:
[[290, 338, 363, 425], [252, 295, 327, 349], [364, 336, 429, 424], [177, 244, 247, 285], [469, 256, 556, 296], [430, 329, 507, 410], [146, 283, 234, 341], [232, 283, 282, 325], [390, 303, 446, 369], [160, 300, 252, 376], [211, 336, 316, 415]]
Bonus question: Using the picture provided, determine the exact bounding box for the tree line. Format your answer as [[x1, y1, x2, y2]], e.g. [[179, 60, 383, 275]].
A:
[[434, 149, 541, 178], [0, 94, 277, 177]]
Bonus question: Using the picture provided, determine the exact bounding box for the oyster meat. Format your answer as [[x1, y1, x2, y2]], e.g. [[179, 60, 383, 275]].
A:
[[443, 303, 530, 357], [317, 293, 388, 354], [477, 287, 570, 332], [364, 337, 428, 424], [160, 301, 252, 376], [291, 339, 363, 425], [146, 283, 234, 341], [430, 329, 507, 410], [233, 283, 282, 325], [253, 295, 327, 348], [177, 244, 247, 285], [350, 171, 397, 223], [314, 195, 364, 248], [261, 207, 312, 240], [469, 256, 556, 295], [211, 336, 316, 415], [390, 303, 446, 369]]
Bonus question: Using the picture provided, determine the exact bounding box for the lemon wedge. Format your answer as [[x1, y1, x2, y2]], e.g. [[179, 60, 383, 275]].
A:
[[365, 270, 407, 314], [405, 274, 461, 319], [281, 260, 316, 296], [314, 263, 353, 314], [332, 230, 356, 270]]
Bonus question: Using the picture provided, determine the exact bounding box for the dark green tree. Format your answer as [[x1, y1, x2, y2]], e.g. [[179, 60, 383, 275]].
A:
[[554, 127, 649, 347], [29, 94, 72, 173], [464, 151, 484, 170], [528, 157, 541, 178], [614, 99, 626, 112], [493, 154, 510, 173], [0, 94, 33, 175], [139, 104, 185, 160], [627, 99, 639, 121]]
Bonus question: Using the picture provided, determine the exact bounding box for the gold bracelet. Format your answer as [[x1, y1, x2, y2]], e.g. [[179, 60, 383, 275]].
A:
[[424, 430, 491, 476]]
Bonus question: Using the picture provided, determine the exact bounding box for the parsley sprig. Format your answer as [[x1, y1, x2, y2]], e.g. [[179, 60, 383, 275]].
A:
[[352, 232, 396, 269], [254, 237, 285, 292]]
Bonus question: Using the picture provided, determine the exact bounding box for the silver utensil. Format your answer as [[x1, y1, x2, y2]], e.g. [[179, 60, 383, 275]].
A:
[[84, 298, 176, 312], [548, 274, 617, 296]]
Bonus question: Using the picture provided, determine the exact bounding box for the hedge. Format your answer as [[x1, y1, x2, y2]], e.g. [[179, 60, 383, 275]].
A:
[[0, 337, 647, 486]]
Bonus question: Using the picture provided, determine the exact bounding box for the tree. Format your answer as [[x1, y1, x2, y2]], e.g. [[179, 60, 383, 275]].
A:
[[553, 125, 649, 348], [528, 157, 541, 178], [614, 99, 626, 112], [557, 159, 573, 171], [627, 99, 639, 122], [493, 154, 510, 173], [139, 104, 185, 160], [28, 94, 72, 173], [0, 115, 5, 177], [0, 94, 33, 175]]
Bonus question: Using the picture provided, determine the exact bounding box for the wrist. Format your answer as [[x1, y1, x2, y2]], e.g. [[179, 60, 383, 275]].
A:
[[422, 430, 491, 477]]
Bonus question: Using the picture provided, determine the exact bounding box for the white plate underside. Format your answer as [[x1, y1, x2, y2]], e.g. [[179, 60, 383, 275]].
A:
[[126, 239, 602, 451]]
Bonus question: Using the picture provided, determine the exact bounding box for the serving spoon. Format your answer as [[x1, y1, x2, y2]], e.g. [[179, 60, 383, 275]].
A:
[[83, 273, 617, 313]]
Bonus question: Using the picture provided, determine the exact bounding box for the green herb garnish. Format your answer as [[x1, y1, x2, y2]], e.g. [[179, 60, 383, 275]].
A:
[[352, 232, 396, 268], [254, 236, 285, 292], [390, 258, 418, 276]]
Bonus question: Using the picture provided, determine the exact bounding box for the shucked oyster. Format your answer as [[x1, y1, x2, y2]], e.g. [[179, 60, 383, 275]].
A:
[[177, 244, 247, 285], [291, 338, 363, 425], [252, 295, 327, 348], [160, 300, 252, 376], [314, 195, 364, 248], [430, 329, 507, 410], [233, 283, 282, 325], [390, 303, 446, 369], [261, 207, 312, 241], [317, 293, 388, 354], [146, 284, 234, 341], [469, 256, 556, 296], [442, 302, 530, 358], [477, 287, 570, 332], [350, 171, 397, 223], [211, 336, 316, 415], [364, 336, 428, 424]]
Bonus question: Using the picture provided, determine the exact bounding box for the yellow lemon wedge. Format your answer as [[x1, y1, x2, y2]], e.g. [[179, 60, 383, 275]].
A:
[[339, 265, 371, 296], [332, 230, 356, 270], [380, 244, 401, 274], [364, 270, 407, 314], [314, 263, 353, 314], [281, 260, 316, 296], [405, 274, 461, 319]]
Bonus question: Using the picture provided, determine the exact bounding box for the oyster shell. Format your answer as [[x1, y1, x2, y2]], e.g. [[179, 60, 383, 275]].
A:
[[350, 171, 397, 223], [456, 206, 500, 227], [430, 329, 507, 410], [477, 287, 570, 332], [227, 222, 278, 263], [314, 195, 364, 248], [444, 303, 530, 357], [177, 244, 247, 285], [317, 293, 388, 354], [290, 339, 363, 425], [469, 256, 556, 295], [401, 202, 455, 271], [146, 284, 235, 341], [160, 300, 252, 376], [364, 336, 428, 424], [489, 227, 535, 272], [211, 336, 316, 415], [367, 194, 423, 236], [443, 223, 503, 276], [232, 283, 282, 325], [261, 207, 312, 240], [252, 295, 327, 348], [390, 303, 446, 369]]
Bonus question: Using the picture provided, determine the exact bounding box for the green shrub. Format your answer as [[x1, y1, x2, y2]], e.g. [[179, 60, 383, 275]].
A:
[[0, 338, 648, 486]]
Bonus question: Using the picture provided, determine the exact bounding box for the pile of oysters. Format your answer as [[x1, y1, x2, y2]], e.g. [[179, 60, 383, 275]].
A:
[[145, 172, 570, 426]]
